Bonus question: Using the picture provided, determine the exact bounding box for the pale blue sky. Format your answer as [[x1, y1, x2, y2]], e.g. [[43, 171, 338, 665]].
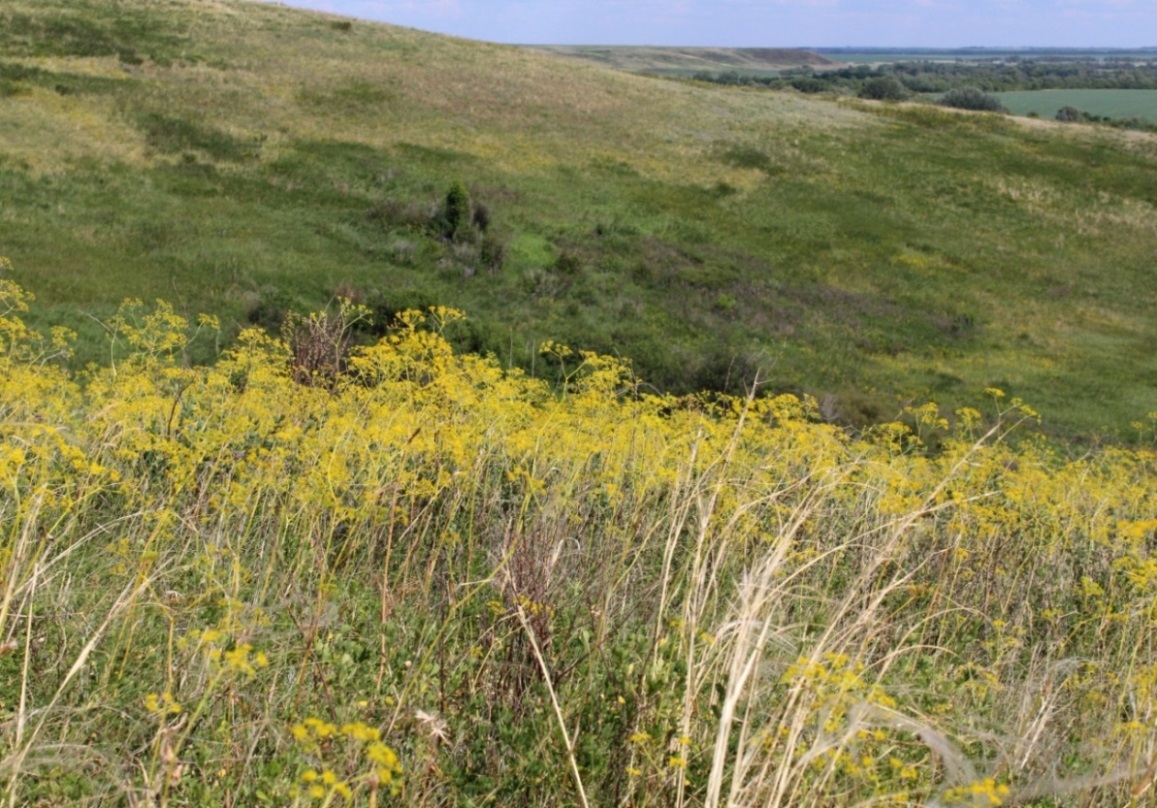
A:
[[260, 0, 1156, 48]]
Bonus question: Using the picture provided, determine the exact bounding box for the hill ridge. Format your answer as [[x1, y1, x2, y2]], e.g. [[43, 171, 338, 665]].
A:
[[0, 0, 1155, 438]]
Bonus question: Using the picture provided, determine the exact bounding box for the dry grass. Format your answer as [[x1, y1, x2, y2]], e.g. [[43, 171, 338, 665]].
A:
[[2, 0, 874, 185], [1, 280, 1155, 805], [0, 84, 145, 172]]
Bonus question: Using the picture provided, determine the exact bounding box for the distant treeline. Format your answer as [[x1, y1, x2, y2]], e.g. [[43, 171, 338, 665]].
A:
[[690, 59, 1157, 132], [693, 58, 1157, 93]]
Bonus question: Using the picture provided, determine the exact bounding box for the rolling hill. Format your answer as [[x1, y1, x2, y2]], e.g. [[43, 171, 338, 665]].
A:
[[4, 4, 1157, 806], [1, 0, 1155, 438], [525, 45, 836, 75]]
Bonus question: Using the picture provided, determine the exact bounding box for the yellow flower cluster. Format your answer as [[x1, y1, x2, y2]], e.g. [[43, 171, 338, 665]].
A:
[[208, 642, 269, 676], [301, 768, 351, 801], [943, 777, 1012, 806], [2, 262, 1156, 805], [143, 691, 183, 716], [292, 716, 403, 800]]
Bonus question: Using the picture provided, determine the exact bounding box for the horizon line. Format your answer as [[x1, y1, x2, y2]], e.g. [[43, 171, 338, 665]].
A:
[[523, 44, 1157, 51]]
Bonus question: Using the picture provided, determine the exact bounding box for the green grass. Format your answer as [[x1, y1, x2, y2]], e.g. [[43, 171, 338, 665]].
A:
[[998, 89, 1157, 121], [1, 0, 1156, 441]]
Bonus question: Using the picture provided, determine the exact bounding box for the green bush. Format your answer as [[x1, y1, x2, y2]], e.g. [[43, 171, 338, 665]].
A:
[[479, 233, 506, 272], [439, 180, 471, 240], [791, 77, 827, 94], [858, 76, 907, 101], [939, 87, 1006, 113]]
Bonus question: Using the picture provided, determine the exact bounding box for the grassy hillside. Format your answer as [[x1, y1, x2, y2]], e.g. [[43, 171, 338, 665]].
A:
[[1, 0, 1156, 440], [3, 5, 1157, 805], [526, 45, 835, 76]]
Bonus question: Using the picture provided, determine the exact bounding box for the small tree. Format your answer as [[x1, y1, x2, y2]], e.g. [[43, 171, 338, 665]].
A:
[[791, 76, 827, 94], [440, 181, 471, 240], [1055, 106, 1084, 123], [940, 87, 1006, 113], [858, 76, 907, 101]]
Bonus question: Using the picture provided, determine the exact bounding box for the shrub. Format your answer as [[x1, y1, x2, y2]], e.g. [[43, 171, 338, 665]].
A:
[[283, 309, 351, 387], [1056, 105, 1084, 123], [939, 87, 1006, 113], [479, 233, 506, 272], [553, 250, 583, 276], [282, 301, 368, 387], [439, 181, 471, 241], [245, 291, 289, 332], [790, 77, 827, 94], [858, 76, 907, 101], [362, 288, 438, 335], [471, 201, 491, 233], [691, 344, 765, 396]]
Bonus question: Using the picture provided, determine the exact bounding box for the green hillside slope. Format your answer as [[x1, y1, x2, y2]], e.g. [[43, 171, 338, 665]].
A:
[[1, 0, 1155, 438]]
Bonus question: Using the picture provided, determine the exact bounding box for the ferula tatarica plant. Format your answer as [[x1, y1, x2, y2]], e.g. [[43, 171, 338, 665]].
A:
[[0, 258, 1154, 806]]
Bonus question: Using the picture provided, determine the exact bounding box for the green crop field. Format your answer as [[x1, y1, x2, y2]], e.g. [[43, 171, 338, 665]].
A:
[[818, 47, 1157, 64], [999, 89, 1157, 121]]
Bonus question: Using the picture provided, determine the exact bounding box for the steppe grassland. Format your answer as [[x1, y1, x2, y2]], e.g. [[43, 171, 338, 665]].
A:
[[2, 1, 1157, 805], [151, 6, 870, 185], [0, 79, 146, 172], [1, 0, 1156, 439], [3, 0, 871, 184], [0, 275, 1156, 806]]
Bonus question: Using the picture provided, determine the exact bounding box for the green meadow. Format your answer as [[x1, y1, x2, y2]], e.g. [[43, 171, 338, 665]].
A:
[[0, 0, 1155, 442], [999, 89, 1157, 121]]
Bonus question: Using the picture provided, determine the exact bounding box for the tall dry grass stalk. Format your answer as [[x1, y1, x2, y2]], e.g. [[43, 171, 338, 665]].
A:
[[0, 275, 1155, 805]]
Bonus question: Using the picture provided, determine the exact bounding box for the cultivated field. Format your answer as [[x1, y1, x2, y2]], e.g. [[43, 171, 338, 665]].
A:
[[818, 47, 1157, 64], [999, 89, 1157, 122]]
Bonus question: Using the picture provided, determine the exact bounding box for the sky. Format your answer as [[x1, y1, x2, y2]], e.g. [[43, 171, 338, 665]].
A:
[[260, 0, 1157, 48]]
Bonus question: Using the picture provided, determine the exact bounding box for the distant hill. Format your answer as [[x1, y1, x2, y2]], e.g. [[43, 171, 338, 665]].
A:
[[526, 45, 836, 75], [1, 0, 1155, 438]]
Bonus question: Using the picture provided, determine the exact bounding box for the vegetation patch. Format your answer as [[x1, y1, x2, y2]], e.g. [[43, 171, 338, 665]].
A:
[[717, 144, 777, 174], [0, 273, 1155, 806], [135, 111, 257, 162], [999, 89, 1157, 124], [297, 79, 396, 117], [0, 3, 193, 62]]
